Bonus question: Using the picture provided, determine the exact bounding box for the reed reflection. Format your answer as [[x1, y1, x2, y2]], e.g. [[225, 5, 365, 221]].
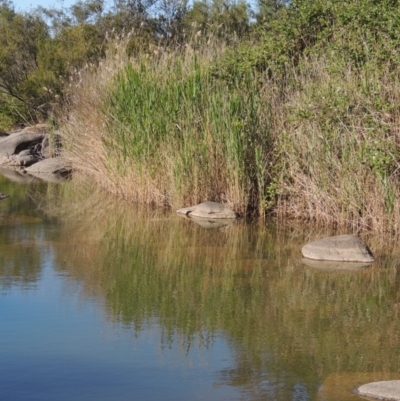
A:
[[31, 182, 400, 400]]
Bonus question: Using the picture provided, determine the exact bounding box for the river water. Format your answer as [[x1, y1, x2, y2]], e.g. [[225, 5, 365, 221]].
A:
[[1, 173, 400, 401]]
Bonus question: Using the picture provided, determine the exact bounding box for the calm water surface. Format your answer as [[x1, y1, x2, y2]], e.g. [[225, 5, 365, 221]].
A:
[[1, 174, 400, 401]]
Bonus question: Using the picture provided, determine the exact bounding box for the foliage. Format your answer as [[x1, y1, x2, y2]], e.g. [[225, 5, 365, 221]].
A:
[[216, 0, 400, 80], [182, 0, 250, 39], [61, 42, 275, 213], [0, 2, 51, 124], [0, 0, 107, 128], [59, 0, 400, 233]]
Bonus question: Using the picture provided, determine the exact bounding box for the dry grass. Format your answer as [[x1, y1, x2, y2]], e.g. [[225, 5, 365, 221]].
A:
[[275, 57, 400, 234]]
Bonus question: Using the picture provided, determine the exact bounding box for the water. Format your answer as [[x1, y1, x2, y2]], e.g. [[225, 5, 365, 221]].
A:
[[1, 175, 400, 401]]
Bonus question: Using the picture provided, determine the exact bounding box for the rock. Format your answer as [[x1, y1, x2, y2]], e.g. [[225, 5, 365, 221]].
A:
[[0, 125, 48, 160], [0, 150, 40, 167], [317, 373, 400, 401], [11, 153, 39, 167], [356, 380, 400, 400], [302, 234, 374, 263], [17, 149, 31, 157], [0, 192, 9, 200], [25, 157, 71, 178], [176, 201, 237, 219]]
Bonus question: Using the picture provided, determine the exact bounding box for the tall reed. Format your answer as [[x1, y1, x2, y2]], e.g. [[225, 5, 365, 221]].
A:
[[60, 38, 275, 215]]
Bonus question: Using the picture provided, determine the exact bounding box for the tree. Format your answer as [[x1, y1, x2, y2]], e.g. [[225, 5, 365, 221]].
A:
[[183, 0, 250, 39], [0, 1, 52, 121], [0, 0, 106, 127], [256, 0, 285, 22]]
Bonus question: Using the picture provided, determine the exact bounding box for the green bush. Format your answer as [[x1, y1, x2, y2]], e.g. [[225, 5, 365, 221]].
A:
[[215, 0, 400, 80]]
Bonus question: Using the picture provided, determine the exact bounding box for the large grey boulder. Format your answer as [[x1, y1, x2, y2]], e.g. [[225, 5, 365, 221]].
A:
[[0, 125, 47, 161], [356, 381, 400, 400], [176, 201, 237, 219], [302, 234, 374, 263]]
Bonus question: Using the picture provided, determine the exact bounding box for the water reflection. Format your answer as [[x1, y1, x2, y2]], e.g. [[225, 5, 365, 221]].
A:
[[0, 166, 41, 184], [1, 175, 400, 400], [178, 215, 236, 229], [41, 185, 400, 398], [0, 174, 55, 290], [301, 259, 373, 271]]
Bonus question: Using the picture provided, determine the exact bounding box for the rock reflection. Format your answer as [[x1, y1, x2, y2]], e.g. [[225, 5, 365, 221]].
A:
[[301, 259, 373, 271], [0, 166, 41, 184], [179, 215, 236, 229]]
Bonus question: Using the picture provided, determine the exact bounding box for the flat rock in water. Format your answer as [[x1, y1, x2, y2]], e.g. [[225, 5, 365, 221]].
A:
[[176, 201, 237, 219], [317, 373, 400, 401], [302, 234, 374, 263], [357, 381, 400, 400], [25, 157, 71, 176]]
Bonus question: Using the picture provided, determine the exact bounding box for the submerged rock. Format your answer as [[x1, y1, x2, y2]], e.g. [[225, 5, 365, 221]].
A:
[[356, 380, 400, 400], [302, 234, 374, 263], [176, 201, 237, 219]]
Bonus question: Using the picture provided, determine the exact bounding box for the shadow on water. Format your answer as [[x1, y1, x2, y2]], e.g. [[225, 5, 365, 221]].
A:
[[2, 175, 400, 400]]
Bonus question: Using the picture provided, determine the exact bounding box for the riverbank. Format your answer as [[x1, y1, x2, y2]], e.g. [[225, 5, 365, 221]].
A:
[[57, 0, 400, 235], [59, 48, 400, 234]]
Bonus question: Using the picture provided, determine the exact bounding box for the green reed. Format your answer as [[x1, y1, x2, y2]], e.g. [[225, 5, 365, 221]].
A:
[[104, 51, 272, 213]]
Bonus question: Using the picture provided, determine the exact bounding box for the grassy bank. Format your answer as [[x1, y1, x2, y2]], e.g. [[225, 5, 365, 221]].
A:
[[60, 0, 400, 234], [61, 40, 277, 215]]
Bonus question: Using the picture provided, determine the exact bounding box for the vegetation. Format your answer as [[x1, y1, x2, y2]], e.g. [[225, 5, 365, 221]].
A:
[[2, 0, 400, 232]]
